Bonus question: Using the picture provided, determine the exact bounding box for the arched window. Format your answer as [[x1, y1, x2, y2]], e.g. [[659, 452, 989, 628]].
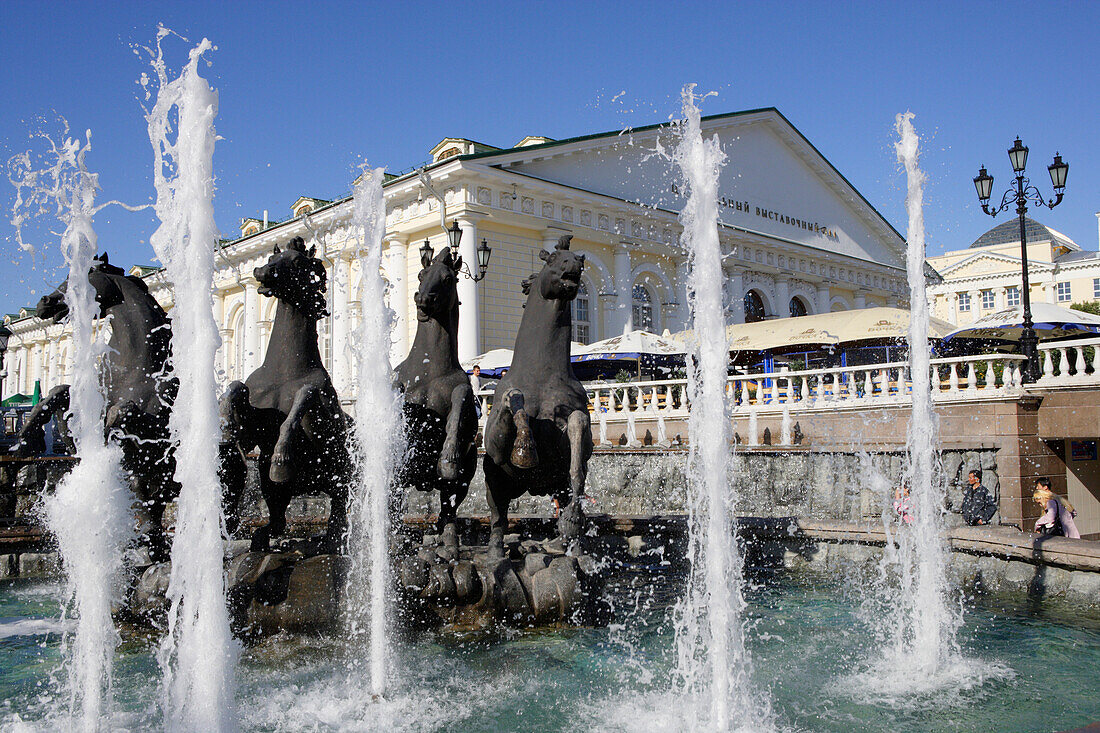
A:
[[233, 309, 247, 380], [744, 290, 766, 323], [572, 280, 592, 344], [632, 284, 654, 331], [789, 297, 808, 318]]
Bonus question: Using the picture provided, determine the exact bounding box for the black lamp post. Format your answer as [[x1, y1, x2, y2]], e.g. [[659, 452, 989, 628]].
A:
[[419, 238, 434, 263], [0, 323, 11, 407], [443, 220, 492, 282], [973, 137, 1068, 382]]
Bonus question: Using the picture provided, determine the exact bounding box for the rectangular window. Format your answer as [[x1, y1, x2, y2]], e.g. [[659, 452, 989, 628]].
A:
[[981, 290, 995, 310], [1057, 282, 1072, 302], [1093, 278, 1100, 298], [957, 292, 971, 312], [1006, 286, 1020, 307]]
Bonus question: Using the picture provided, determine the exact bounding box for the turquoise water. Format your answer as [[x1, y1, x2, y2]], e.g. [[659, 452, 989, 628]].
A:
[[2, 570, 1098, 732]]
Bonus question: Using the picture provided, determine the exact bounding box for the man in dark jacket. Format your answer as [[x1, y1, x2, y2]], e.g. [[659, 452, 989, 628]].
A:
[[961, 469, 997, 526]]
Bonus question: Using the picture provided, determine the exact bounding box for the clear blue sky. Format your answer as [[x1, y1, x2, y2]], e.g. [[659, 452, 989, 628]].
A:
[[2, 0, 1097, 310]]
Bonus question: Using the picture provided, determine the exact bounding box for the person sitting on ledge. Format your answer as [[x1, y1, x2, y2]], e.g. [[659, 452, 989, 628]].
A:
[[1032, 478, 1080, 539], [961, 469, 997, 526]]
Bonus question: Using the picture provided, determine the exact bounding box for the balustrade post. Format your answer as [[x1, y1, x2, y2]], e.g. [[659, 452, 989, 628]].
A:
[[1042, 349, 1055, 380], [1074, 346, 1086, 379], [948, 362, 959, 394], [966, 362, 977, 393]]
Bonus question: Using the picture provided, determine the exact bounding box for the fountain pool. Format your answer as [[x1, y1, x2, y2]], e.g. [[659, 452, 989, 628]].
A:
[[3, 568, 1099, 732]]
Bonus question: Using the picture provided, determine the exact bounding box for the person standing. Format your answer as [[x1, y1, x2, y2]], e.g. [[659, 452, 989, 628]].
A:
[[469, 365, 482, 418], [1033, 478, 1081, 539], [961, 469, 997, 526]]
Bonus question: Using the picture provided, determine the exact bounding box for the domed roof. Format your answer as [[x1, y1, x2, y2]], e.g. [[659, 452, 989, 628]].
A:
[[970, 217, 1057, 249]]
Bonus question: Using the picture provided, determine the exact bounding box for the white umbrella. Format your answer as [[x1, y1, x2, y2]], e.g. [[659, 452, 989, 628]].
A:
[[572, 330, 686, 362], [942, 303, 1100, 344], [461, 348, 513, 375]]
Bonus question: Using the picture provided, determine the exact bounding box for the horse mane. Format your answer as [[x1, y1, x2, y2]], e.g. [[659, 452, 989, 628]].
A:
[[521, 273, 538, 295]]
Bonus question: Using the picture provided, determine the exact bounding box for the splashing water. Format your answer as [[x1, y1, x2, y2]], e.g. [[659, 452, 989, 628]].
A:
[[672, 85, 771, 731], [345, 166, 405, 697], [843, 112, 1011, 706], [11, 128, 135, 731], [144, 30, 238, 731]]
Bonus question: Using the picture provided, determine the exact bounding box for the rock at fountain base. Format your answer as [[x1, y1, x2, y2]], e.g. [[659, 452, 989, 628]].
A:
[[397, 536, 611, 629]]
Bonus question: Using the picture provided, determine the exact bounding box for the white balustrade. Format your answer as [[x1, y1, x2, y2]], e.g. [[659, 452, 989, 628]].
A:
[[471, 350, 1066, 437], [1036, 336, 1100, 387]]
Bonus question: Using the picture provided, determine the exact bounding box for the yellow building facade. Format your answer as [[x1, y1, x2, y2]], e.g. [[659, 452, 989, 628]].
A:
[[3, 109, 909, 407]]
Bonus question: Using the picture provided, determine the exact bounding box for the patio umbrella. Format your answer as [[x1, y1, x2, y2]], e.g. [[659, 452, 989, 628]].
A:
[[460, 348, 513, 377], [571, 330, 686, 362], [941, 303, 1100, 345], [31, 380, 41, 405], [672, 307, 952, 352]]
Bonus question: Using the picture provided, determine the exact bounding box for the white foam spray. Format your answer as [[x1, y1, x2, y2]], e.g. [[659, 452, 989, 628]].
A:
[[12, 129, 135, 731], [842, 112, 1015, 707], [345, 166, 405, 697], [144, 30, 238, 731], [672, 85, 770, 731]]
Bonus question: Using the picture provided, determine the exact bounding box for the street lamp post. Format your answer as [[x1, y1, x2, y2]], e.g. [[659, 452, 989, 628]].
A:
[[973, 138, 1069, 382], [0, 323, 11, 409]]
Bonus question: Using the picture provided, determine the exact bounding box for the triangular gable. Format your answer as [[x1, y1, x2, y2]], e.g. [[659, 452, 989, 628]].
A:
[[940, 250, 1052, 279], [470, 109, 905, 269]]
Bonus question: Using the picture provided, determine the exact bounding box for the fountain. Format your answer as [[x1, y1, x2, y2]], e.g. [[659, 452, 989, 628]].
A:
[[346, 166, 403, 696], [10, 130, 135, 731], [5, 38, 1100, 732], [671, 85, 770, 729], [145, 32, 237, 731]]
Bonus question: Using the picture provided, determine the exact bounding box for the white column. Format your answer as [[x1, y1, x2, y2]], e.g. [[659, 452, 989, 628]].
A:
[[244, 279, 261, 374], [674, 258, 691, 329], [385, 238, 409, 367], [330, 254, 352, 391], [45, 339, 55, 390], [854, 290, 867, 309], [456, 218, 481, 363], [542, 226, 571, 253], [816, 283, 831, 314], [218, 327, 233, 382], [727, 267, 746, 324], [613, 242, 633, 335], [775, 276, 791, 318]]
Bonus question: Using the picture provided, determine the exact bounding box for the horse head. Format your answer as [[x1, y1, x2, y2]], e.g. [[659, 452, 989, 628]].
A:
[[413, 247, 461, 322], [523, 234, 584, 303], [254, 237, 328, 320], [37, 252, 128, 323]]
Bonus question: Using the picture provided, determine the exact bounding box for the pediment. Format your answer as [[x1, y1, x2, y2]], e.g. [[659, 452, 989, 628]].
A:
[[939, 251, 1044, 280], [476, 109, 905, 269]]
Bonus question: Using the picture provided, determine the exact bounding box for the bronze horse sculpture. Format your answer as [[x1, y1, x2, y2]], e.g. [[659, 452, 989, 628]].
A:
[[482, 235, 593, 559], [219, 237, 353, 552], [12, 253, 179, 559], [393, 247, 478, 550]]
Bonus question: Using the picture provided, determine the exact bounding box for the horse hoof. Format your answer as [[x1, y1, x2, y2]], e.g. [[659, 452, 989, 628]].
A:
[[269, 460, 290, 483], [510, 438, 538, 470], [437, 456, 458, 481]]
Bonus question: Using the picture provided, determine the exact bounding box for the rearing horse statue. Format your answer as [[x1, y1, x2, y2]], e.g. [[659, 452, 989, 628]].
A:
[[482, 235, 592, 559], [219, 237, 353, 552], [12, 253, 179, 559], [393, 247, 477, 550]]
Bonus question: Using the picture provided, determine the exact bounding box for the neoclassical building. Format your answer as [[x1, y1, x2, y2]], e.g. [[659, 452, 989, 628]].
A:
[[3, 108, 909, 406], [928, 217, 1100, 326]]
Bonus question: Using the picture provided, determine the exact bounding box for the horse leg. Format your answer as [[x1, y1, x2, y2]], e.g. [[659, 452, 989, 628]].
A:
[[270, 384, 320, 483], [437, 383, 472, 481], [252, 455, 289, 552], [10, 385, 69, 456], [558, 410, 590, 552], [507, 391, 538, 469], [437, 479, 469, 551], [484, 458, 510, 561], [217, 382, 254, 536]]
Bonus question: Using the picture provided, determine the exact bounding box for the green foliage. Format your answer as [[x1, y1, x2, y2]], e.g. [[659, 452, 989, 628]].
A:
[[614, 369, 633, 383], [1070, 301, 1100, 316]]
